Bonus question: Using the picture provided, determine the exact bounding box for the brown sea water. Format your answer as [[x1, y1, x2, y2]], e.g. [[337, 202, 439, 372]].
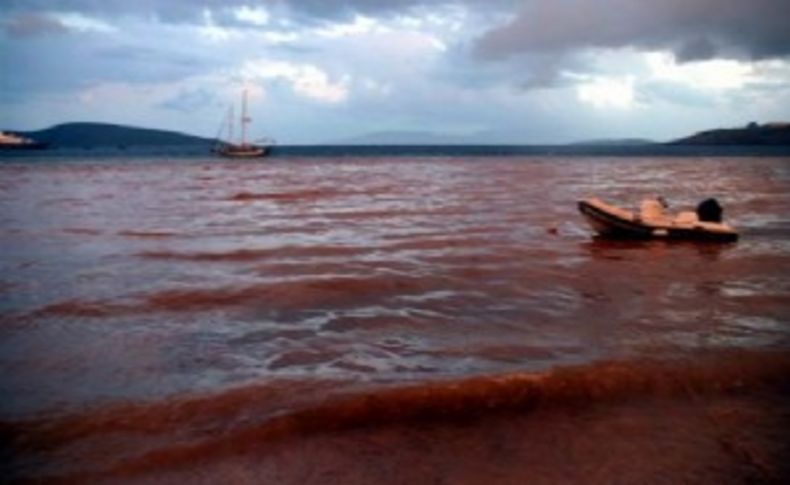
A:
[[1, 156, 789, 483]]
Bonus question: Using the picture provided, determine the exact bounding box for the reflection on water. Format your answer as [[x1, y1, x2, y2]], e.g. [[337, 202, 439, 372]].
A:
[[1, 156, 789, 483]]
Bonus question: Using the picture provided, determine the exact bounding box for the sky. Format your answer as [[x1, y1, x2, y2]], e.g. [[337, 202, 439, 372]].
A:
[[1, 0, 790, 144]]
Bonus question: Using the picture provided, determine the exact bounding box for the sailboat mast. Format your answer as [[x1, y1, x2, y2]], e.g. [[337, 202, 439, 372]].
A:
[[241, 89, 249, 146], [228, 105, 235, 145]]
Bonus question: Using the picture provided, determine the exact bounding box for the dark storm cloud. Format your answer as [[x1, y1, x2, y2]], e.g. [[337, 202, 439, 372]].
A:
[[674, 37, 718, 63], [477, 0, 790, 62], [3, 12, 70, 38]]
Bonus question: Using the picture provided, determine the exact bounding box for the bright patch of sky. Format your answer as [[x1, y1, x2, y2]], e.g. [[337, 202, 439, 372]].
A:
[[575, 75, 636, 110], [241, 59, 350, 103], [646, 53, 754, 91], [52, 12, 117, 34], [233, 6, 270, 26]]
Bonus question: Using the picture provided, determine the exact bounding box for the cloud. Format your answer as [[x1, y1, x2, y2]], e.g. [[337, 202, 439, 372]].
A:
[[3, 13, 70, 38], [242, 59, 349, 103], [476, 0, 790, 62], [158, 88, 217, 113], [675, 37, 717, 63], [232, 6, 270, 26], [0, 1, 439, 26], [2, 0, 789, 143], [645, 52, 755, 91]]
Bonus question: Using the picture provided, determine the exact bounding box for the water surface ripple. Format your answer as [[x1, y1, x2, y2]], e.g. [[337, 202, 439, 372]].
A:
[[1, 156, 789, 482]]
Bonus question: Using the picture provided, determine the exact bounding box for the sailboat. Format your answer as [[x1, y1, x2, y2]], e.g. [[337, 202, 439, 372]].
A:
[[213, 89, 272, 158]]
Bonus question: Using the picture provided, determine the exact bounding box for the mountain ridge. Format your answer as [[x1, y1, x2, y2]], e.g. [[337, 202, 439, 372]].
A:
[[17, 122, 212, 148], [670, 123, 790, 146]]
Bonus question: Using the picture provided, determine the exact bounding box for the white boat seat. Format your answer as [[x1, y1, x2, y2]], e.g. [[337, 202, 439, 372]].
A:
[[673, 211, 699, 225]]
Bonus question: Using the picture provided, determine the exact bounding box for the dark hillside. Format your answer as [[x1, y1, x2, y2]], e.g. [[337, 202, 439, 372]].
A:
[[671, 123, 790, 145], [20, 122, 212, 148]]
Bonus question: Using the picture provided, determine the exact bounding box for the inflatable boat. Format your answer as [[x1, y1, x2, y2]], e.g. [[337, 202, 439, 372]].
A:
[[578, 198, 738, 242]]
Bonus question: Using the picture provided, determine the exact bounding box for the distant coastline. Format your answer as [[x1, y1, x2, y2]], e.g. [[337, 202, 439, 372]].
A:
[[2, 121, 790, 157], [669, 122, 790, 146], [11, 122, 213, 149]]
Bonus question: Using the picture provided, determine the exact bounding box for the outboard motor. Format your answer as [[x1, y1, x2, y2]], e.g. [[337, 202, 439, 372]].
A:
[[696, 198, 723, 223]]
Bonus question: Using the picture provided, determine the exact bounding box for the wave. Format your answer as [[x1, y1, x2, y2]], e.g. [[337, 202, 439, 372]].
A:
[[146, 274, 430, 312], [229, 189, 339, 202], [307, 207, 466, 221], [386, 236, 492, 252], [35, 273, 431, 317], [117, 230, 178, 238], [138, 245, 373, 262], [5, 350, 789, 481], [61, 227, 102, 236], [228, 187, 391, 202], [35, 299, 132, 318]]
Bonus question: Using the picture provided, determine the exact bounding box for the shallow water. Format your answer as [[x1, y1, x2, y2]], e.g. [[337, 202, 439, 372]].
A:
[[1, 156, 789, 483]]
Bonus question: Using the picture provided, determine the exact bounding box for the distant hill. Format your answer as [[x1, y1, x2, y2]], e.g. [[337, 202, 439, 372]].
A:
[[18, 122, 212, 148], [339, 131, 663, 146], [671, 123, 790, 145], [335, 130, 477, 145]]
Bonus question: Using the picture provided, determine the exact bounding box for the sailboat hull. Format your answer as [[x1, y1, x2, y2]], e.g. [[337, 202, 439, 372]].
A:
[[215, 145, 269, 158]]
